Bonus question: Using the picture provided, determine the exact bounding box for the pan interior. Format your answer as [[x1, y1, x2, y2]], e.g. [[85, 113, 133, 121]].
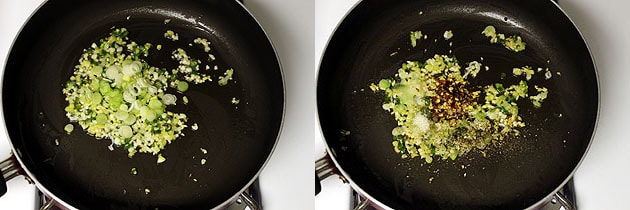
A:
[[3, 0, 283, 209], [318, 0, 597, 209]]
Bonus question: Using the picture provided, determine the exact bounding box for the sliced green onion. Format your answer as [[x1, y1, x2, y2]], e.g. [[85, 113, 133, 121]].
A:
[[105, 65, 121, 80], [95, 113, 108, 124], [119, 125, 133, 138], [218, 69, 234, 86], [177, 80, 189, 92], [115, 111, 129, 121], [148, 98, 163, 109], [162, 94, 177, 105], [64, 124, 74, 134], [91, 93, 103, 105]]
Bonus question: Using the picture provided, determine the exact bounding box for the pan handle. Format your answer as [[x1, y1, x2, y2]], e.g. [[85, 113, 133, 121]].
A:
[[38, 191, 258, 210], [0, 154, 24, 197], [553, 191, 575, 210], [40, 198, 57, 210], [238, 191, 260, 210], [315, 154, 348, 195]]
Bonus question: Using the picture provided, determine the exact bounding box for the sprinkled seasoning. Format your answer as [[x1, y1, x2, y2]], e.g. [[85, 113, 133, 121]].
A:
[[372, 54, 547, 163]]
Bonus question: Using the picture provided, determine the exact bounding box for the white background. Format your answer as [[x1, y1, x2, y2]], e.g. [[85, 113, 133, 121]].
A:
[[0, 0, 314, 209]]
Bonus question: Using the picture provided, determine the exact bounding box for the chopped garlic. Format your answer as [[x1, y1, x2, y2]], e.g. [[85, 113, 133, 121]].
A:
[[231, 97, 240, 105], [193, 37, 211, 52], [410, 30, 423, 47], [157, 154, 166, 164], [164, 30, 179, 41], [482, 25, 526, 52], [218, 69, 234, 86], [443, 30, 454, 40]]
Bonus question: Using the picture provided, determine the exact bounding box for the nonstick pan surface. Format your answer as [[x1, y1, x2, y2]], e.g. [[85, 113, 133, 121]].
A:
[[318, 0, 598, 209], [2, 0, 283, 209]]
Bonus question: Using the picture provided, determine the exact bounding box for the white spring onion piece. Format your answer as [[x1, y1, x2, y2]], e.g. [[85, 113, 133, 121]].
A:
[[90, 66, 103, 76], [162, 94, 177, 105], [119, 125, 133, 138], [123, 91, 136, 103], [116, 111, 129, 121], [106, 65, 122, 80], [139, 106, 157, 121], [122, 61, 142, 76], [123, 114, 136, 125], [147, 86, 158, 95]]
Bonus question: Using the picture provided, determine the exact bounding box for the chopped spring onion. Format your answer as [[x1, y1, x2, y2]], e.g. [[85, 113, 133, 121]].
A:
[[164, 30, 179, 41], [64, 124, 74, 134], [231, 97, 240, 105], [410, 30, 423, 47], [162, 94, 177, 105], [513, 66, 535, 80], [171, 49, 212, 84], [131, 167, 138, 175], [157, 154, 166, 164], [193, 37, 211, 52], [530, 86, 549, 108], [177, 80, 189, 92], [545, 70, 553, 80], [119, 125, 133, 138], [443, 30, 454, 40], [218, 69, 234, 86], [482, 25, 526, 52], [464, 61, 482, 78], [62, 28, 237, 159]]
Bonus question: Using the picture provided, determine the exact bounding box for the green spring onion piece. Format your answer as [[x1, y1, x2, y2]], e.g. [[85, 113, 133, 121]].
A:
[[95, 113, 108, 124], [119, 125, 133, 138], [177, 80, 189, 92]]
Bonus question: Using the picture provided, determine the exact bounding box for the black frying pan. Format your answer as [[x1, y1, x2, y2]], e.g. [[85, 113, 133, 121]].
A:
[[318, 0, 598, 209], [1, 0, 283, 209]]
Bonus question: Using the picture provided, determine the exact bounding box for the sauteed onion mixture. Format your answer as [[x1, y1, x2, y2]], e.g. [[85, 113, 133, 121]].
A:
[[62, 28, 235, 160], [371, 26, 549, 163]]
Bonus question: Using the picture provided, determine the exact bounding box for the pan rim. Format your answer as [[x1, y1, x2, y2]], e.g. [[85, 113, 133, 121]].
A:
[[0, 0, 286, 209]]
